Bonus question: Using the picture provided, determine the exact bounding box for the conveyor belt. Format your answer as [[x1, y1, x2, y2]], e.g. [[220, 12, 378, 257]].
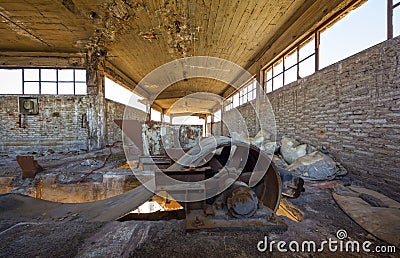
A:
[[0, 180, 155, 225]]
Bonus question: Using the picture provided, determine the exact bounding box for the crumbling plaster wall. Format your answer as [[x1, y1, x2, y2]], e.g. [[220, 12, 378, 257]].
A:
[[216, 36, 400, 201], [0, 95, 88, 153], [0, 95, 147, 153]]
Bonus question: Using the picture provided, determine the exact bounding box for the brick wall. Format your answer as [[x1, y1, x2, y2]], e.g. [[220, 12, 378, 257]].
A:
[[0, 95, 88, 153], [211, 101, 258, 137], [0, 96, 147, 153], [216, 36, 400, 201]]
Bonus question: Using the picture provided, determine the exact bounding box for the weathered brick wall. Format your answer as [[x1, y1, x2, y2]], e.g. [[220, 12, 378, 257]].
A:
[[216, 36, 400, 201], [211, 101, 258, 137], [106, 100, 146, 145], [0, 96, 147, 153], [265, 36, 400, 201], [0, 95, 88, 153]]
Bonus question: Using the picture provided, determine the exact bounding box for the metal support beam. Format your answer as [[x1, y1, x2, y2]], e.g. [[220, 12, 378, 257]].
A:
[[388, 0, 394, 39], [220, 102, 224, 136], [204, 115, 207, 137], [255, 69, 262, 134], [315, 31, 320, 72], [210, 113, 214, 135]]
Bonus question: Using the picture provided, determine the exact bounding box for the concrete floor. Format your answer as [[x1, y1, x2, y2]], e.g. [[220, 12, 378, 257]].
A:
[[0, 185, 393, 258], [0, 149, 397, 257]]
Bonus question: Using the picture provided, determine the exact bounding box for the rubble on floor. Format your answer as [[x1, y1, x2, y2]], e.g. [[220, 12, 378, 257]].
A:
[[247, 131, 348, 184], [0, 145, 142, 203], [280, 136, 307, 164]]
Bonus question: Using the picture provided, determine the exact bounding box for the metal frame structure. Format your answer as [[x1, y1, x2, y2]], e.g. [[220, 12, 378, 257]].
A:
[[387, 0, 400, 39], [262, 0, 398, 94], [22, 68, 86, 95], [0, 68, 86, 95]]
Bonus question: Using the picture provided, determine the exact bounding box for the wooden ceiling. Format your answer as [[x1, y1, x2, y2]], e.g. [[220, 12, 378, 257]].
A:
[[0, 0, 362, 114]]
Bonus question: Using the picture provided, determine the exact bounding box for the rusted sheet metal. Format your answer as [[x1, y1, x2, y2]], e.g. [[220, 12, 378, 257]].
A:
[[114, 119, 143, 154], [16, 155, 44, 179], [0, 181, 155, 222], [167, 136, 282, 212]]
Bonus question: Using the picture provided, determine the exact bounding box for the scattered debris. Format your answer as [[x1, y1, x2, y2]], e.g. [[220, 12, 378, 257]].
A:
[[272, 155, 288, 169], [248, 129, 271, 147], [280, 137, 307, 164], [287, 151, 345, 182], [305, 180, 346, 189], [278, 167, 304, 198], [139, 31, 160, 41], [333, 185, 400, 248], [80, 159, 102, 167], [276, 197, 304, 222]]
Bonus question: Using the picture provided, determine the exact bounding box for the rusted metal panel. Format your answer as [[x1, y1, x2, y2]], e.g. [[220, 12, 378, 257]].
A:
[[16, 155, 44, 179]]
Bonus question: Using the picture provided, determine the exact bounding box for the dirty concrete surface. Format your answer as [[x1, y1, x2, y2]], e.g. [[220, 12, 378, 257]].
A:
[[0, 185, 395, 258], [0, 144, 397, 257]]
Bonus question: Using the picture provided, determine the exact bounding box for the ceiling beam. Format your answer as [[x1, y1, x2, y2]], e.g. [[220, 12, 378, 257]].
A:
[[0, 51, 85, 68]]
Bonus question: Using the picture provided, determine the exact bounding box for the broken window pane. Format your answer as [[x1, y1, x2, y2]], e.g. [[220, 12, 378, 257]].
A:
[[232, 93, 239, 108], [0, 69, 23, 94], [58, 69, 74, 81], [24, 69, 39, 81], [265, 68, 272, 81], [248, 88, 256, 101], [58, 82, 74, 95], [41, 69, 57, 81], [41, 82, 57, 95], [24, 82, 40, 94], [319, 0, 385, 68]]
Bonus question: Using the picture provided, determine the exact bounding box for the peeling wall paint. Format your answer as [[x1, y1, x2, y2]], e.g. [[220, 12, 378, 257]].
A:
[[143, 121, 202, 156]]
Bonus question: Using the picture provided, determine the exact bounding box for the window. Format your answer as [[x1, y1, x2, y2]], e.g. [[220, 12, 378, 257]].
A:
[[263, 0, 392, 93], [0, 68, 87, 95], [224, 93, 239, 111], [239, 80, 256, 105], [263, 35, 317, 93], [320, 0, 386, 68], [105, 77, 147, 111], [392, 0, 400, 37]]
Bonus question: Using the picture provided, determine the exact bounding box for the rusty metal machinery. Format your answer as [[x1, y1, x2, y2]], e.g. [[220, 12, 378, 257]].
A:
[[155, 136, 286, 231]]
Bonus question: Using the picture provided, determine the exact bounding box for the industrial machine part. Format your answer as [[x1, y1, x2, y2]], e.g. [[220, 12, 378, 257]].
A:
[[277, 167, 305, 198], [155, 136, 286, 231]]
